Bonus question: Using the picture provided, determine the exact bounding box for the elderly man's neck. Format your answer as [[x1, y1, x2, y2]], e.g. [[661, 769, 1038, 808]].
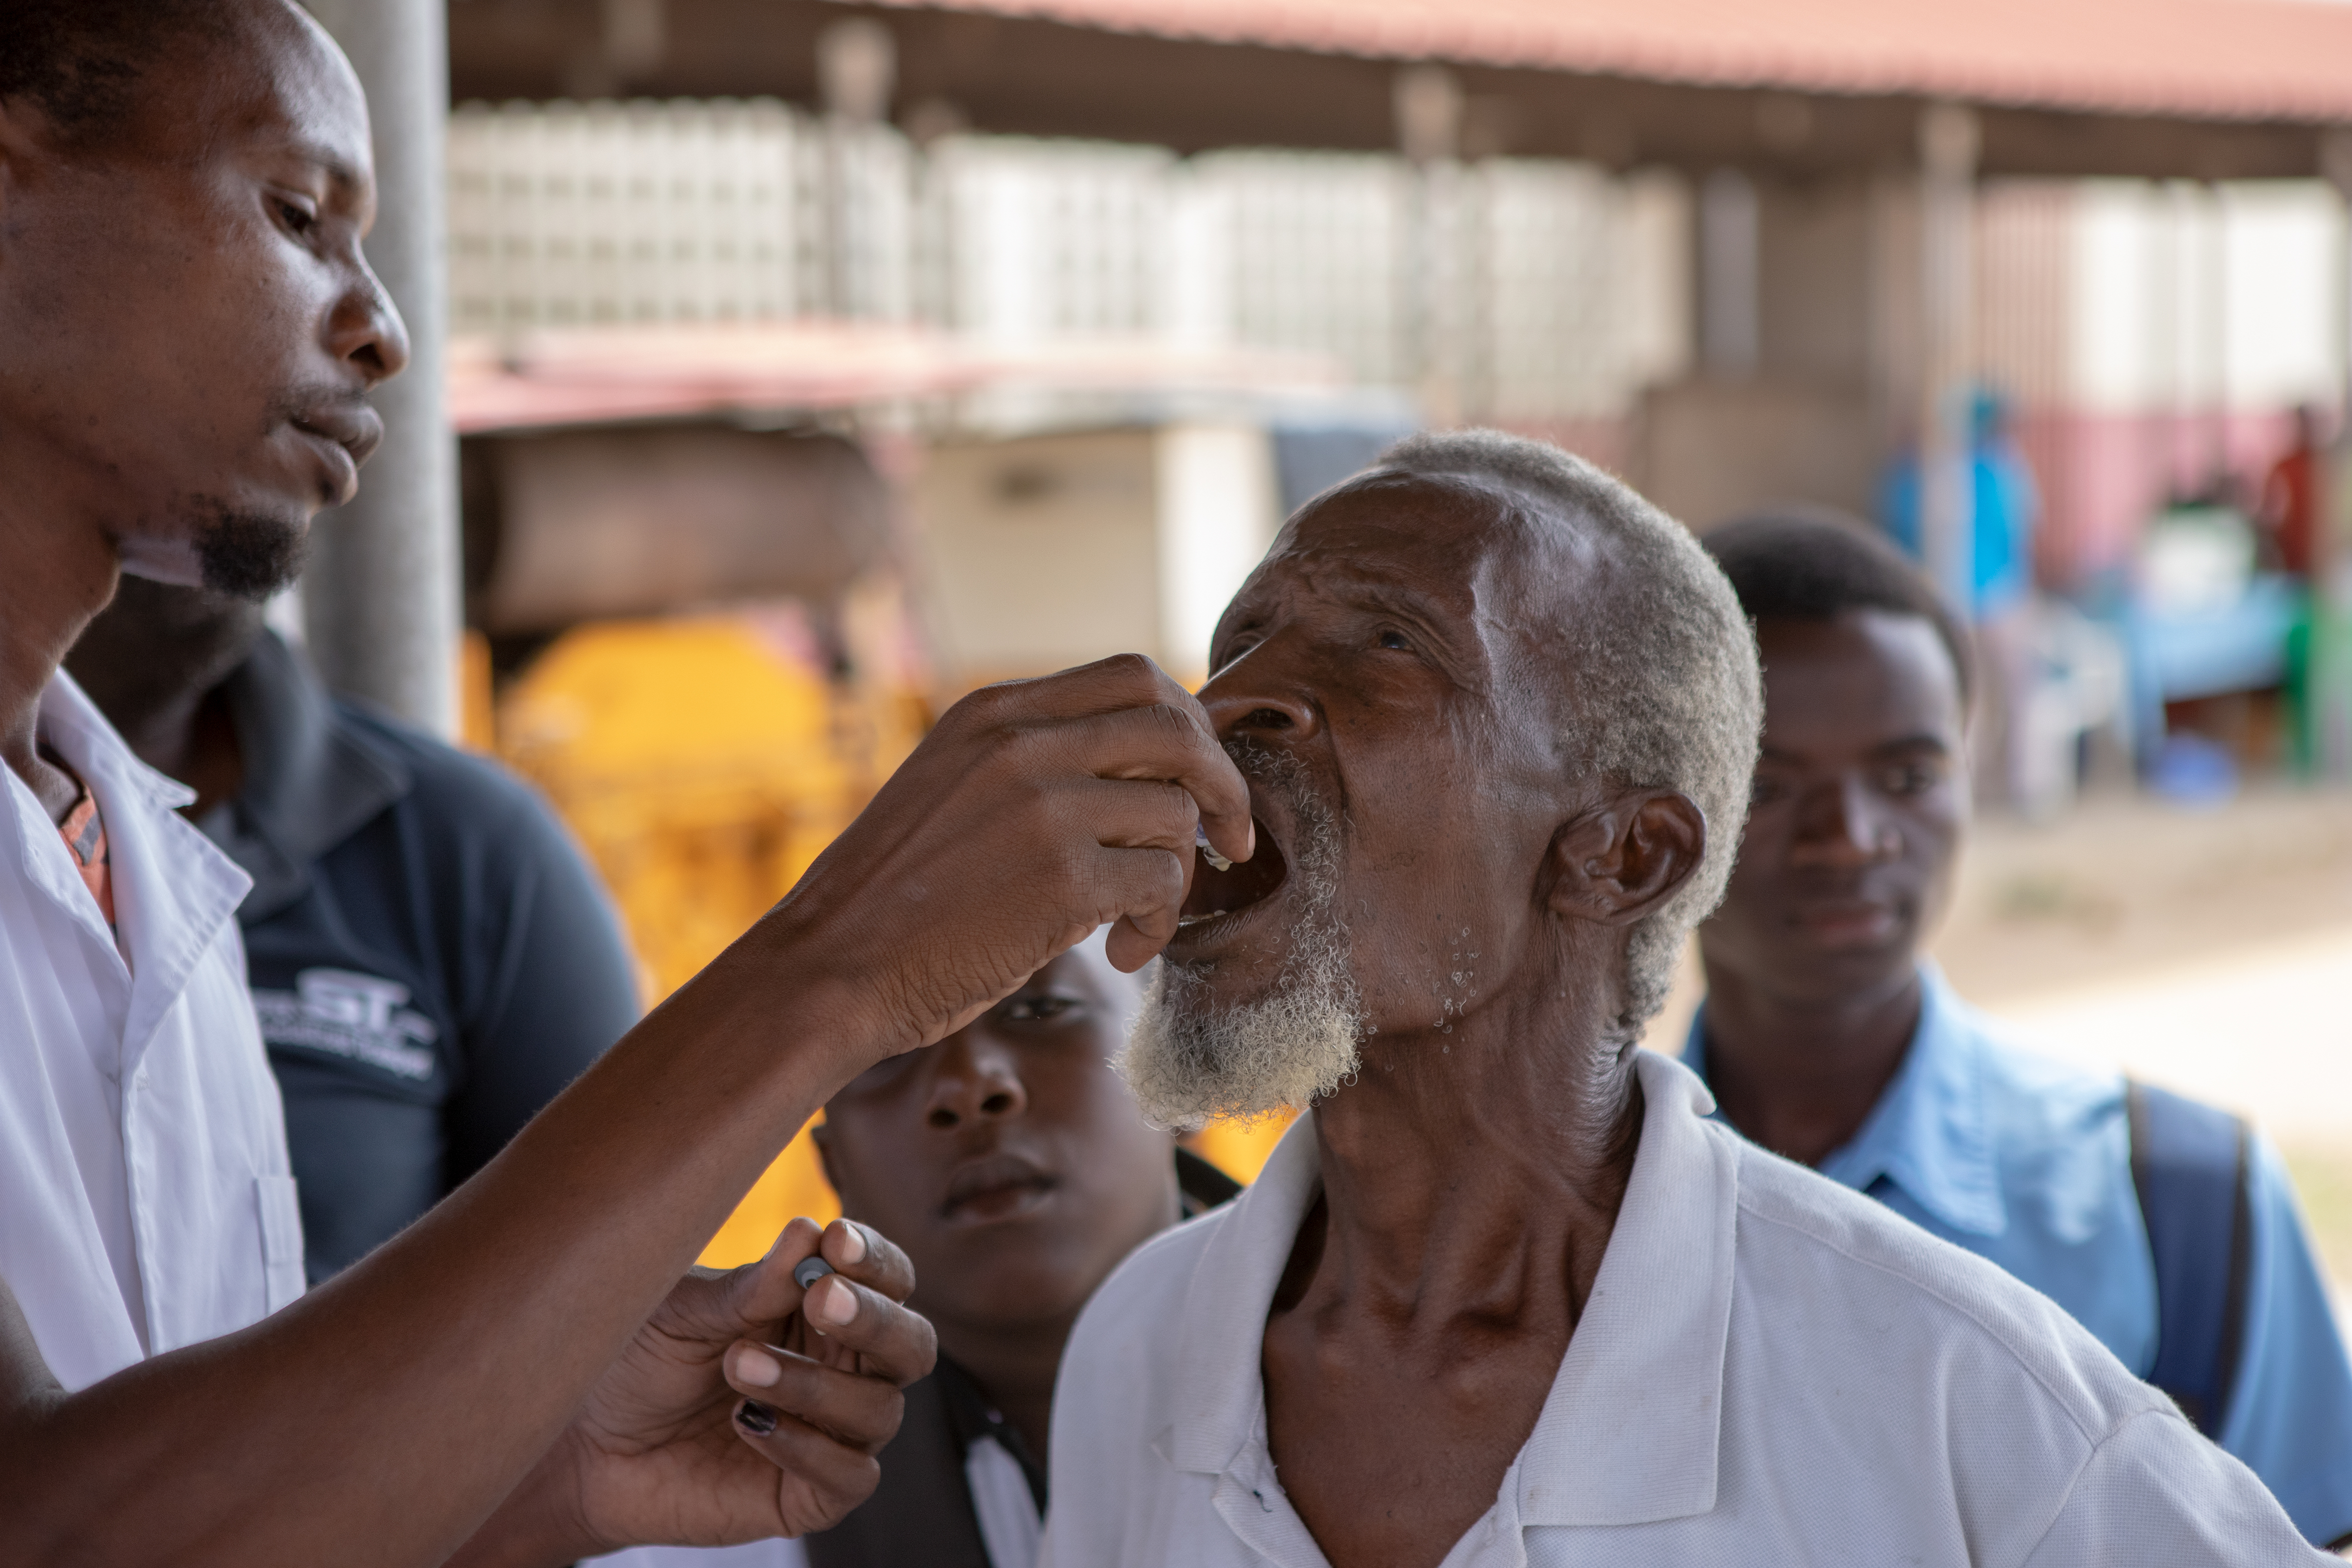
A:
[[1260, 1002, 1641, 1565], [1301, 1008, 1642, 1322]]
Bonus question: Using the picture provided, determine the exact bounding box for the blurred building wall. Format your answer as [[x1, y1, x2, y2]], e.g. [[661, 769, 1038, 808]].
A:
[[445, 100, 1690, 457], [1980, 180, 2348, 585], [446, 98, 2346, 583]]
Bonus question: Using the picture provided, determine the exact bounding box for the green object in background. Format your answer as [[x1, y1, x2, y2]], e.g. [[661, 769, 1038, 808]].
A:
[[2287, 595, 2315, 773], [2310, 440, 2352, 779]]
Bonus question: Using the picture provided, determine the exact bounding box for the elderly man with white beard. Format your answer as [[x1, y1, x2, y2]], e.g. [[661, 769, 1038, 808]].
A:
[[1050, 429, 2324, 1568]]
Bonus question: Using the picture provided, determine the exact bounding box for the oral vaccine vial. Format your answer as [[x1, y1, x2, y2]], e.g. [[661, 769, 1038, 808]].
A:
[[1196, 824, 1233, 873]]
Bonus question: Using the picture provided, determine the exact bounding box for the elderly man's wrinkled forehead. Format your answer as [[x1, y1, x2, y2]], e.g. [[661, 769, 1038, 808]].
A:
[[1235, 469, 1605, 646]]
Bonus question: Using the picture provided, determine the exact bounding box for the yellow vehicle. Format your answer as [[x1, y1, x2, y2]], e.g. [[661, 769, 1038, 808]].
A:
[[456, 370, 1320, 1263], [491, 607, 922, 1263]]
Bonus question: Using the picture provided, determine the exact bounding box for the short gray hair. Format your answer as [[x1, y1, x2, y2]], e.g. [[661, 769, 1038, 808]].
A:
[[1376, 429, 1762, 1035]]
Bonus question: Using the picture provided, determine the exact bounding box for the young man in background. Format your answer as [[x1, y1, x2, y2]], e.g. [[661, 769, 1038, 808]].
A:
[[807, 932, 1235, 1568], [599, 932, 1238, 1568], [69, 577, 640, 1282], [1692, 511, 2352, 1548]]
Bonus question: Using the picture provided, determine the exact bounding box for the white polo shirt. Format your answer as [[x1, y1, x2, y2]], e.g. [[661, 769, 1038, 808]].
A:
[[1, 671, 305, 1392], [1043, 1050, 2324, 1566]]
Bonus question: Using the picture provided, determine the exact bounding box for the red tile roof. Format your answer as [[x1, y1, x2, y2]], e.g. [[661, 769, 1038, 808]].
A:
[[872, 0, 2352, 123], [447, 325, 1345, 431]]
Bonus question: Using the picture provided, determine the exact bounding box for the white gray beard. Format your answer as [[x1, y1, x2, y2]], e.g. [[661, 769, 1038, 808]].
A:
[[1115, 772, 1362, 1131]]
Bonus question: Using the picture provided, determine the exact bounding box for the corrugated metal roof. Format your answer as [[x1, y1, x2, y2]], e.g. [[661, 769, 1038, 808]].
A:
[[867, 0, 2352, 123]]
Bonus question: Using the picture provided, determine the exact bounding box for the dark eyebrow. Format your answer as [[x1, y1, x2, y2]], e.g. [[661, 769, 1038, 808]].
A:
[[270, 136, 367, 198], [1307, 574, 1466, 654], [1209, 566, 1475, 684]]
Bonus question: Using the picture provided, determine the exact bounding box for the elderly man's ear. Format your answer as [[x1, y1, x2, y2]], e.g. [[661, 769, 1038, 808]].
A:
[[1541, 793, 1707, 927]]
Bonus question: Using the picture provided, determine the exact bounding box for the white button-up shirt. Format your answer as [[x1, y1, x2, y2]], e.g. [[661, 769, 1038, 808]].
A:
[[2, 672, 304, 1392], [1043, 1050, 2324, 1566]]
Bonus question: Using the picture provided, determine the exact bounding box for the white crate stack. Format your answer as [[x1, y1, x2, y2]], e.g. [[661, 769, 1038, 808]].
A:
[[1204, 150, 1413, 388], [931, 137, 1176, 344], [446, 99, 1689, 428], [1482, 160, 1636, 424], [449, 98, 837, 329]]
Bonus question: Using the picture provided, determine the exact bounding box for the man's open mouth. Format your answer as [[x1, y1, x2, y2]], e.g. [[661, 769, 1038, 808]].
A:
[[1178, 816, 1287, 929]]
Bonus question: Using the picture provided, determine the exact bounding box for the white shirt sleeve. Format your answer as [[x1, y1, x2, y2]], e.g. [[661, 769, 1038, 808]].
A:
[[2021, 1409, 2332, 1566]]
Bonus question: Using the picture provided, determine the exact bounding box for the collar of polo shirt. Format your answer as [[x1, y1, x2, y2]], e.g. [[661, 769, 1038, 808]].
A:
[[1163, 1050, 1736, 1528]]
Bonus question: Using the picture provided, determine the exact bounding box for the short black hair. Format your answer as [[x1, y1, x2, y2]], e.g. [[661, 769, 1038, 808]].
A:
[[1702, 507, 1974, 706], [0, 1, 237, 147]]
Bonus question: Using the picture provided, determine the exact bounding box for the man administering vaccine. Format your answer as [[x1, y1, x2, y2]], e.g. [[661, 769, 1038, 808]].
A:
[[0, 2, 1252, 1560]]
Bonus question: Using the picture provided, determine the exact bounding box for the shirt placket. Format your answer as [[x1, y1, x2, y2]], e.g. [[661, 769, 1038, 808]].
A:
[[119, 1052, 162, 1354]]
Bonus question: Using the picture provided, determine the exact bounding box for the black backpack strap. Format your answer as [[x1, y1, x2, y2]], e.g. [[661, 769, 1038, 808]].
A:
[[2126, 1080, 2255, 1436]]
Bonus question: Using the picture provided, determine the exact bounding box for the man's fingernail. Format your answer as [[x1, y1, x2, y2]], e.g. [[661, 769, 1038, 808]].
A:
[[732, 1345, 783, 1388], [736, 1399, 779, 1437], [816, 1277, 859, 1327], [831, 1221, 868, 1266]]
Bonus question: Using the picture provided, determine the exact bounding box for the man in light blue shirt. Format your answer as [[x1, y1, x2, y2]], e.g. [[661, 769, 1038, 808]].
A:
[[1691, 511, 2352, 1549]]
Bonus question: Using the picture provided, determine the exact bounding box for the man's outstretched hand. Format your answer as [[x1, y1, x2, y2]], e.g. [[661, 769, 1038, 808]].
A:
[[451, 1218, 935, 1566], [762, 653, 1254, 1056]]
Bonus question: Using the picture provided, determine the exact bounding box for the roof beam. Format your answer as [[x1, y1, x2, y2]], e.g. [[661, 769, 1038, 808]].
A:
[[449, 0, 2338, 181]]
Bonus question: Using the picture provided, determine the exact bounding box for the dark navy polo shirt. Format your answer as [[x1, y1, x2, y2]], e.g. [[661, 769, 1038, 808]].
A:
[[200, 632, 641, 1283]]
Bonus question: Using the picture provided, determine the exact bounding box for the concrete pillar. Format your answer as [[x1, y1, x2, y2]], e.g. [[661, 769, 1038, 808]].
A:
[[1917, 103, 1980, 614], [1395, 65, 1465, 424], [819, 17, 896, 320], [301, 0, 461, 738], [1698, 169, 1760, 379]]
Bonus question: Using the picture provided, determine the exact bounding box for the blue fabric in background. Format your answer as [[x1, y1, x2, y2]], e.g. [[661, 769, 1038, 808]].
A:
[[1881, 438, 2041, 620]]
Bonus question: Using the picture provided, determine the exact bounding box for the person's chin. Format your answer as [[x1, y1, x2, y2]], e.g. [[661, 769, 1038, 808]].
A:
[[190, 508, 309, 601], [925, 1238, 1098, 1321], [932, 1268, 1099, 1341]]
